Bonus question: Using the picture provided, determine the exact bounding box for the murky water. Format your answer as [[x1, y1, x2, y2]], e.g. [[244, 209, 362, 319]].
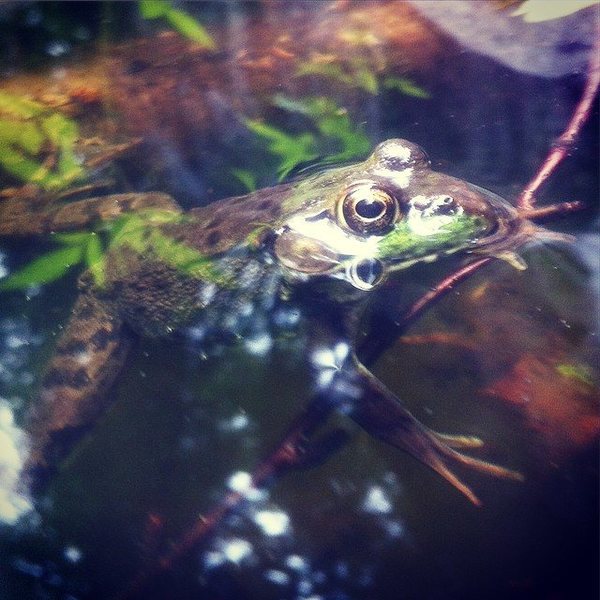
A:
[[0, 2, 598, 599]]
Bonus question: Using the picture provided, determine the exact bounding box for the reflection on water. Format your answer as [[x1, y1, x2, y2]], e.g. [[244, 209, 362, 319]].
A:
[[0, 2, 598, 599]]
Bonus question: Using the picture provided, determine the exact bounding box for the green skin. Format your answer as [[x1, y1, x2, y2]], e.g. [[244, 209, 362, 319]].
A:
[[0, 139, 526, 503]]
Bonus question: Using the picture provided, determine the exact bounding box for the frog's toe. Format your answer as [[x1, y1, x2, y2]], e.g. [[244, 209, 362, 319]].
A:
[[439, 442, 524, 482], [432, 432, 484, 449], [424, 434, 523, 506]]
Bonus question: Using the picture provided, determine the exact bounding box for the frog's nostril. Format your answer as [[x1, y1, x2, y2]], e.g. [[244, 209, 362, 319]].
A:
[[350, 258, 384, 290]]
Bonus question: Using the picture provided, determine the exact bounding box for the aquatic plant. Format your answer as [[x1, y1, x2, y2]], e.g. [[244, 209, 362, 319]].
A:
[[0, 91, 85, 191], [295, 55, 430, 98], [0, 209, 227, 291], [0, 231, 100, 291], [139, 0, 216, 49], [245, 96, 371, 179]]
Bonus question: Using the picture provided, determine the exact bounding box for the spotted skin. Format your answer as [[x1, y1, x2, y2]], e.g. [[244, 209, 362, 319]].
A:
[[26, 293, 131, 491]]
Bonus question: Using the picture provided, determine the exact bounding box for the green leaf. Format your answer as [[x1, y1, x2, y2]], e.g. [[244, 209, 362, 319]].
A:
[[295, 60, 379, 94], [231, 168, 257, 192], [354, 68, 379, 95], [383, 77, 430, 99], [0, 93, 85, 190], [85, 233, 107, 287], [0, 91, 44, 119], [41, 112, 79, 148], [53, 231, 97, 246], [139, 0, 170, 19], [0, 120, 45, 154], [0, 141, 51, 186], [0, 245, 84, 291], [166, 8, 216, 48], [245, 119, 318, 179], [295, 62, 355, 87], [555, 363, 594, 388]]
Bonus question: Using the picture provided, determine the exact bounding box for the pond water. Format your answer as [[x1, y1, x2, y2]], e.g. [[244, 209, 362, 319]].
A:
[[0, 2, 598, 599]]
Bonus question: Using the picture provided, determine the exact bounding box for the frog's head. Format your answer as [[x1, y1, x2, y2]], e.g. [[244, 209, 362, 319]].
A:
[[273, 139, 525, 290]]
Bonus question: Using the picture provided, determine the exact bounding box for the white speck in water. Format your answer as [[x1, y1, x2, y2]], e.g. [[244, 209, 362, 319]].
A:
[[198, 282, 217, 306], [186, 325, 206, 341], [220, 412, 250, 432], [265, 569, 290, 585], [0, 399, 33, 523], [273, 307, 301, 328], [334, 342, 349, 363], [285, 554, 309, 572], [6, 335, 28, 350], [74, 351, 92, 366], [18, 372, 34, 386], [221, 538, 253, 564], [227, 470, 252, 492], [226, 471, 265, 501], [0, 252, 8, 279], [297, 578, 313, 595], [239, 301, 254, 317], [316, 369, 335, 389], [64, 546, 82, 563], [383, 518, 405, 539], [334, 560, 350, 579], [203, 550, 226, 569], [311, 347, 337, 369], [311, 342, 349, 371], [46, 41, 70, 57], [244, 332, 273, 356], [253, 509, 290, 537], [24, 284, 42, 298], [332, 378, 362, 401], [362, 486, 393, 514]]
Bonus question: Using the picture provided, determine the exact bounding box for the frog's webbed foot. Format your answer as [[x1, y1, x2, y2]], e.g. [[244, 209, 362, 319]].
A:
[[413, 431, 523, 506], [340, 355, 522, 506]]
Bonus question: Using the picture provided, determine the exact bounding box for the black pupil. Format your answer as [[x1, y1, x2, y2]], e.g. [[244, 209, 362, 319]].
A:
[[355, 259, 383, 285], [355, 198, 385, 219]]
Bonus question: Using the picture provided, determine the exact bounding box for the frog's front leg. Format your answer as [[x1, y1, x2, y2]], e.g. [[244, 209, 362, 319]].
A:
[[24, 292, 132, 492], [0, 191, 179, 236], [334, 354, 522, 506]]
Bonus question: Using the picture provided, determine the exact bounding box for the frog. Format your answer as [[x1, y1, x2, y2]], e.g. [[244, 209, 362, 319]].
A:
[[0, 139, 531, 505]]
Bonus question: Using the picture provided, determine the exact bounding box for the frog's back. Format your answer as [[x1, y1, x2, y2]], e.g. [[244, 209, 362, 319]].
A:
[[175, 184, 293, 255]]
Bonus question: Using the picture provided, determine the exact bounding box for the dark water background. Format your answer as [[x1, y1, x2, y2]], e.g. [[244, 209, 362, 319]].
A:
[[0, 2, 598, 599]]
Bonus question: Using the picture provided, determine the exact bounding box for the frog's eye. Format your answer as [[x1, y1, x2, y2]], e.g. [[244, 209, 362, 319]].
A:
[[339, 183, 399, 235]]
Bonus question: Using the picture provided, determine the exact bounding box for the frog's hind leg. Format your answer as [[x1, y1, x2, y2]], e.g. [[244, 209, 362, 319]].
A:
[[24, 292, 132, 493], [343, 355, 522, 506], [0, 192, 179, 236]]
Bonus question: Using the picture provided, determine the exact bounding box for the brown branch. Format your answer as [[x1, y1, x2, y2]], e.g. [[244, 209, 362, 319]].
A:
[[400, 257, 493, 328], [517, 33, 600, 211], [115, 399, 333, 600], [519, 200, 586, 222]]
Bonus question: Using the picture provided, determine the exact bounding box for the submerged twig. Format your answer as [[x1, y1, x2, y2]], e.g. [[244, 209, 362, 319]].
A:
[[115, 399, 334, 600], [517, 32, 600, 211]]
